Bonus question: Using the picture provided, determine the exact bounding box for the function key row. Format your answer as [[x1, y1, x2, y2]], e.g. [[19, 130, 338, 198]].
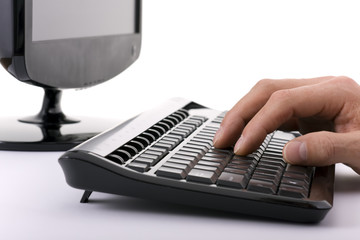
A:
[[106, 109, 192, 165]]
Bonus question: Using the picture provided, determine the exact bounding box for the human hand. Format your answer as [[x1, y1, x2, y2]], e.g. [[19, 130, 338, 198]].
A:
[[213, 76, 360, 174]]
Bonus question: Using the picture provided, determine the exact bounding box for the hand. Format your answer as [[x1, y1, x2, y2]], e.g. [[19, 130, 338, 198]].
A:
[[213, 76, 360, 174]]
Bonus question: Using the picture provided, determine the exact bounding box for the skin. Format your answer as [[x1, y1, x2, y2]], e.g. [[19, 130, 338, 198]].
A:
[[213, 76, 360, 174]]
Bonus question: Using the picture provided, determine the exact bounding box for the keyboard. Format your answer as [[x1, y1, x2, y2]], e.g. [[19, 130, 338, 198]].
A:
[[59, 98, 335, 223]]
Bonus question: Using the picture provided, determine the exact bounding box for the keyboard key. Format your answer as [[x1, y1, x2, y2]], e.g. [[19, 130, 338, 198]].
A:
[[177, 150, 202, 160], [138, 153, 161, 166], [197, 160, 224, 171], [194, 164, 221, 176], [247, 179, 277, 194], [190, 115, 208, 122], [127, 162, 150, 172], [283, 172, 311, 184], [257, 162, 284, 172], [227, 163, 252, 171], [107, 154, 125, 164], [252, 172, 281, 185], [162, 162, 191, 173], [224, 167, 250, 175], [217, 172, 248, 189], [183, 143, 209, 154], [152, 142, 173, 151], [286, 165, 314, 177], [171, 153, 198, 163], [156, 166, 187, 180], [189, 140, 212, 150], [167, 158, 195, 168], [260, 158, 286, 168], [114, 149, 132, 162], [133, 157, 154, 165], [192, 137, 213, 146], [201, 156, 229, 166], [146, 148, 167, 159], [162, 136, 181, 143], [281, 177, 308, 190], [129, 140, 145, 152], [171, 130, 188, 138], [122, 144, 139, 156], [187, 169, 218, 184], [272, 131, 295, 141], [278, 185, 308, 198], [184, 119, 203, 127]]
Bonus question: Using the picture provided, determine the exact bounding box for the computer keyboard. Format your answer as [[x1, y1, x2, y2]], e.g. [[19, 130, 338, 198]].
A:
[[59, 98, 335, 223]]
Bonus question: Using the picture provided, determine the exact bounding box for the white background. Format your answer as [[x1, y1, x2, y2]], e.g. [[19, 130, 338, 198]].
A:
[[1, 0, 360, 239], [2, 0, 360, 120]]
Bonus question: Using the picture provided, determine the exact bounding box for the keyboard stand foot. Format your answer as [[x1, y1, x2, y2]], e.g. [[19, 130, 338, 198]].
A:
[[80, 190, 93, 203]]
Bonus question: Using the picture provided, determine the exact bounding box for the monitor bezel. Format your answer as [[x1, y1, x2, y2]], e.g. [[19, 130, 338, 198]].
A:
[[22, 0, 142, 89]]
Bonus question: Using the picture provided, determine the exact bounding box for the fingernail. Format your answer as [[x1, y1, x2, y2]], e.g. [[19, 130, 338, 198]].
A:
[[234, 136, 244, 154], [283, 141, 307, 163], [213, 126, 223, 146]]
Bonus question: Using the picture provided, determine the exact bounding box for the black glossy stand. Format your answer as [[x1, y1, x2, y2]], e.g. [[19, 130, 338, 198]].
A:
[[0, 88, 118, 151]]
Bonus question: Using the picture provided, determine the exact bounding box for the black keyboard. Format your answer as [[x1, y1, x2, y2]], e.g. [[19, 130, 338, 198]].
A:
[[59, 98, 334, 223]]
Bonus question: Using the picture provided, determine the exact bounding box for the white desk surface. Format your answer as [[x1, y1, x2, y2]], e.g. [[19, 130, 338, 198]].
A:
[[1, 151, 360, 240], [2, 0, 360, 239]]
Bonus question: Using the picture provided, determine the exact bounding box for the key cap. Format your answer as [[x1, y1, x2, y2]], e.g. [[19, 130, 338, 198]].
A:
[[187, 169, 218, 184], [278, 185, 308, 198], [127, 162, 150, 173], [155, 140, 177, 150], [156, 166, 187, 180], [272, 131, 295, 141], [162, 162, 191, 173], [177, 150, 202, 160], [224, 167, 250, 175], [247, 179, 277, 194], [132, 157, 154, 165], [167, 158, 195, 168], [107, 154, 125, 164], [217, 172, 248, 189], [194, 165, 221, 176], [171, 153, 197, 163], [281, 177, 308, 190]]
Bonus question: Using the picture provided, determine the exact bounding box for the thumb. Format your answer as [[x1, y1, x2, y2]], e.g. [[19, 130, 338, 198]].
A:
[[283, 131, 360, 174]]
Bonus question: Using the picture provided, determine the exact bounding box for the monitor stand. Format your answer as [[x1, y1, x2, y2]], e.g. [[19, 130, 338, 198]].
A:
[[0, 88, 118, 151]]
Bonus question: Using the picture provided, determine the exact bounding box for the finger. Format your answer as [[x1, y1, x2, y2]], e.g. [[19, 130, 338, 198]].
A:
[[234, 80, 345, 155], [283, 131, 360, 174], [213, 76, 335, 148]]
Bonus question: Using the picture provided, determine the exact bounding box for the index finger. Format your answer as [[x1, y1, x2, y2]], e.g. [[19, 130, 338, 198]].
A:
[[213, 76, 335, 149], [233, 79, 345, 155]]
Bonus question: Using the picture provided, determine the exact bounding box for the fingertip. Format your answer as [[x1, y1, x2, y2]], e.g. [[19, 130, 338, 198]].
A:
[[234, 136, 244, 155], [283, 140, 307, 164], [212, 126, 223, 148]]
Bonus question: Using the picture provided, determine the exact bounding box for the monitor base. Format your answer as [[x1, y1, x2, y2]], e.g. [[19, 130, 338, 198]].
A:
[[0, 116, 119, 151], [0, 88, 120, 151]]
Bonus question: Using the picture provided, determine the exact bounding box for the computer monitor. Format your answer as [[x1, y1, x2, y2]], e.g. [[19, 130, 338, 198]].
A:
[[0, 0, 142, 151]]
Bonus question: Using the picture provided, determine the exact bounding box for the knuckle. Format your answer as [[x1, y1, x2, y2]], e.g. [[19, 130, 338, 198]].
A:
[[319, 132, 337, 162], [253, 79, 277, 91], [331, 76, 357, 87], [269, 89, 293, 102]]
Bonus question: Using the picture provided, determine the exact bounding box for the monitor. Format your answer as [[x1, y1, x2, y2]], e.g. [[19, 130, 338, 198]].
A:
[[0, 0, 142, 151]]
